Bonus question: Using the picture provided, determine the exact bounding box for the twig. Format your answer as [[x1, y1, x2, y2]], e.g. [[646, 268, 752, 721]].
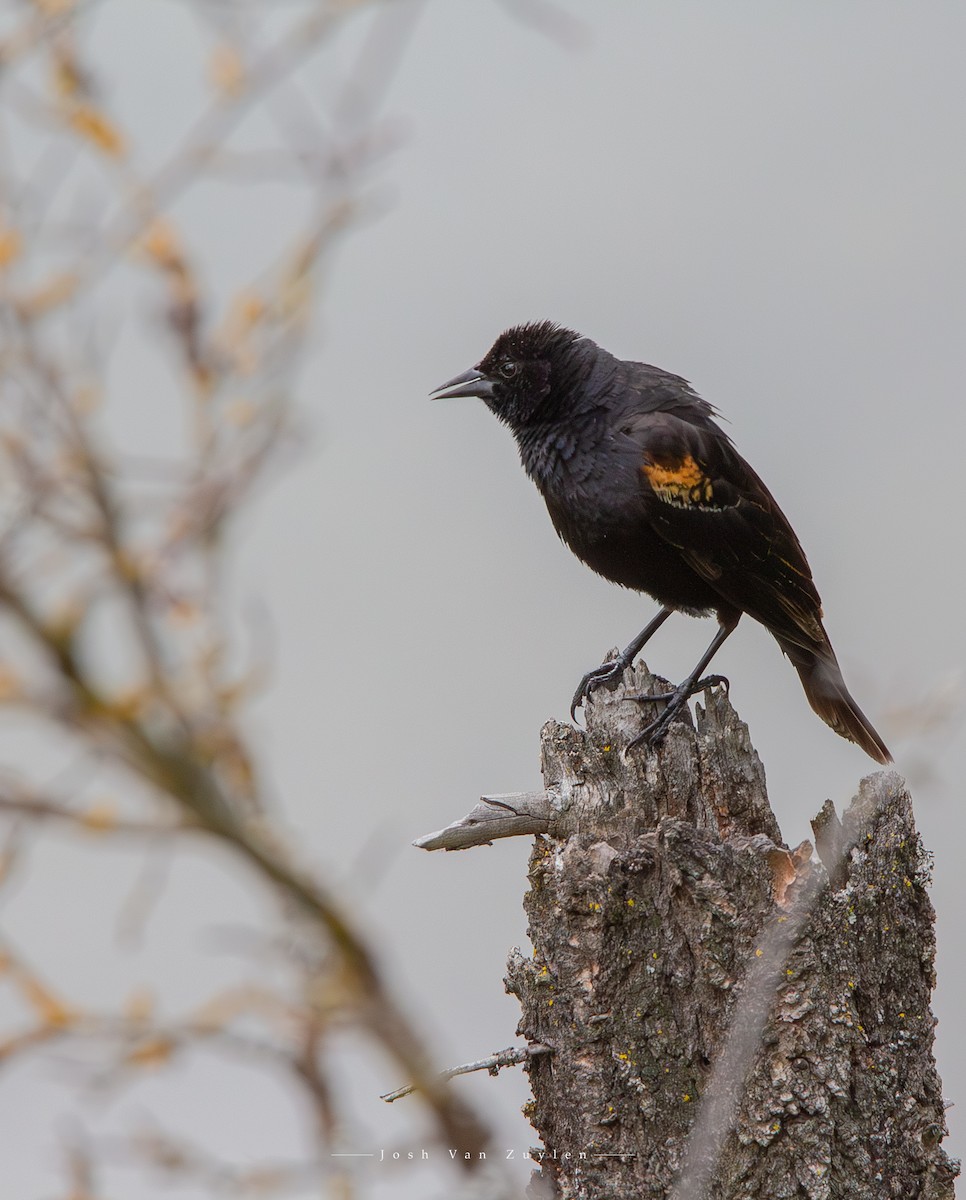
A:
[[381, 1043, 552, 1104], [0, 792, 185, 838]]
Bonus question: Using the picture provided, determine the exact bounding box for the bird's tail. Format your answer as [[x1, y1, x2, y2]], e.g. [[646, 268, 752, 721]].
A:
[[776, 635, 892, 765]]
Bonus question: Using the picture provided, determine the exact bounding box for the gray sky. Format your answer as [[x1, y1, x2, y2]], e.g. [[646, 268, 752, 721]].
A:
[[1, 2, 964, 1196]]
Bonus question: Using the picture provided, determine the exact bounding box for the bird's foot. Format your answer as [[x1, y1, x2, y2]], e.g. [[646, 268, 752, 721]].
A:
[[570, 654, 634, 722], [626, 674, 729, 751]]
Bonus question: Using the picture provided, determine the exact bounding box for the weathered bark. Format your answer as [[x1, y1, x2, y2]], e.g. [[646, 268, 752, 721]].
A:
[[495, 663, 959, 1199]]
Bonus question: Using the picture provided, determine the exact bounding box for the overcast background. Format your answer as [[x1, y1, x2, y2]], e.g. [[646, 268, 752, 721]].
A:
[[1, 2, 964, 1197]]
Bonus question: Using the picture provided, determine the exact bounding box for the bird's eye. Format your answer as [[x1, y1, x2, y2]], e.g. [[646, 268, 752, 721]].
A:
[[499, 360, 518, 379]]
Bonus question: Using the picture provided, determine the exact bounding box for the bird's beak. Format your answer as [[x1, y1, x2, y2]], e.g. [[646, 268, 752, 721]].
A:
[[430, 367, 495, 400]]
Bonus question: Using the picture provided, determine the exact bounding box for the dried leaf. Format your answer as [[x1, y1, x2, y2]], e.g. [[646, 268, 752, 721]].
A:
[[17, 271, 78, 317], [51, 44, 89, 99], [209, 45, 245, 94], [81, 801, 118, 831], [230, 289, 265, 331], [140, 218, 182, 269], [126, 1036, 173, 1068], [22, 976, 73, 1028], [67, 103, 126, 157], [167, 597, 201, 626], [71, 386, 102, 415], [105, 687, 150, 721], [33, 0, 75, 14], [0, 665, 22, 702], [225, 398, 256, 427], [123, 988, 155, 1022], [0, 226, 22, 270]]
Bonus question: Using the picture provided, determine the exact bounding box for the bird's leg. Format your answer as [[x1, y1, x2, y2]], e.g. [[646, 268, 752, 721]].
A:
[[570, 607, 673, 721], [627, 616, 738, 751]]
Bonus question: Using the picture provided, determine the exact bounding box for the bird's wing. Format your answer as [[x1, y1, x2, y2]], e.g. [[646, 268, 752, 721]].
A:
[[620, 409, 826, 652]]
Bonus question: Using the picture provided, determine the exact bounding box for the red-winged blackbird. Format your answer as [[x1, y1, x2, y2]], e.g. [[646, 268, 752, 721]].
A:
[[432, 321, 891, 764]]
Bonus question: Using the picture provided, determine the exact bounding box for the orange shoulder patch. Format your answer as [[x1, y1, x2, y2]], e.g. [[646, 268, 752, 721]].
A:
[[643, 454, 715, 508]]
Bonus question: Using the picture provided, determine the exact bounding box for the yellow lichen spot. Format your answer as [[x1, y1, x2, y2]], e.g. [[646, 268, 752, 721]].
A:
[[602, 744, 611, 752], [589, 902, 602, 912], [755, 948, 763, 958], [617, 1052, 629, 1061], [68, 104, 126, 157], [848, 980, 855, 989], [652, 952, 658, 960], [904, 877, 912, 888], [682, 1094, 692, 1103], [627, 898, 635, 907], [547, 999, 553, 1007], [898, 1012, 905, 1019], [786, 969, 794, 976]]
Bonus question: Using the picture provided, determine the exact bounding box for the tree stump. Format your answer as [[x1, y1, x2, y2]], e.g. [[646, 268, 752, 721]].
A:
[[496, 664, 959, 1200]]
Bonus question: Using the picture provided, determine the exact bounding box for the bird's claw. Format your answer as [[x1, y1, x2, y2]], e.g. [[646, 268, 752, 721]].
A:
[[694, 673, 729, 695], [625, 674, 730, 752], [570, 657, 629, 722]]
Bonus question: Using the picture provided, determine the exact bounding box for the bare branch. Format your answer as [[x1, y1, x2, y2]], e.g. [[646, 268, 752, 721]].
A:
[[381, 1043, 552, 1104], [413, 790, 555, 851]]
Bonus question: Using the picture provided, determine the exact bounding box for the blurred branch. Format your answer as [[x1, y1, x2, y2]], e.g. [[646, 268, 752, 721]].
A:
[[31, 0, 378, 309], [0, 1, 499, 1194], [0, 1, 98, 69], [0, 787, 181, 838]]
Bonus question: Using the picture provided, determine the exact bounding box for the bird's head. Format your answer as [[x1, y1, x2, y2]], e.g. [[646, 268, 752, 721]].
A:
[[431, 321, 587, 428]]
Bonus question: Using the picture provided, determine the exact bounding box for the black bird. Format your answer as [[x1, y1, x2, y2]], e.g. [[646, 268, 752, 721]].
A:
[[432, 321, 891, 764]]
